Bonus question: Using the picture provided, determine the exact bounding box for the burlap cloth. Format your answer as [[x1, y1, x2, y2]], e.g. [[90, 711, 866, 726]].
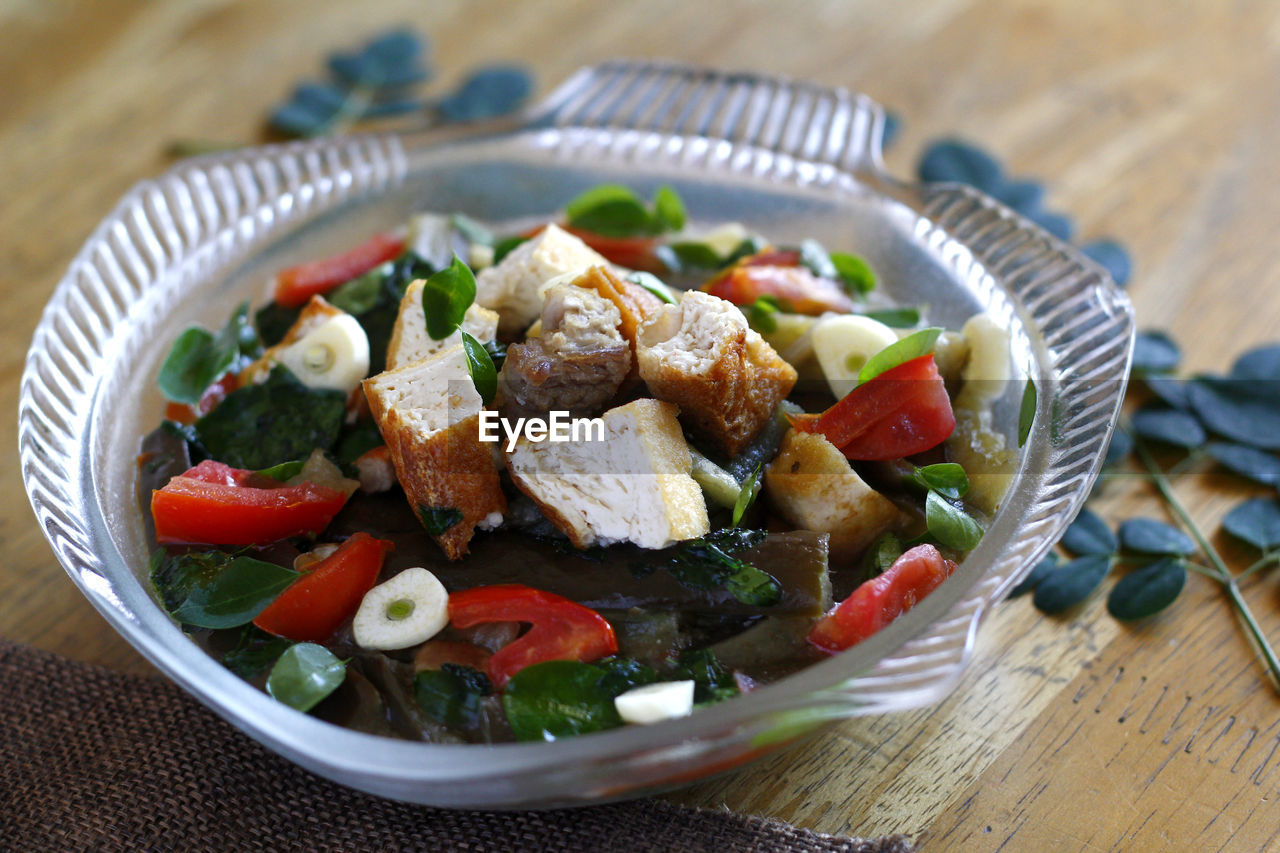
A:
[[0, 639, 913, 852]]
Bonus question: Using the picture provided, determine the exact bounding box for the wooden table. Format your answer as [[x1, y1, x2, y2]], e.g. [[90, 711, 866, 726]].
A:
[[4, 1, 1278, 848]]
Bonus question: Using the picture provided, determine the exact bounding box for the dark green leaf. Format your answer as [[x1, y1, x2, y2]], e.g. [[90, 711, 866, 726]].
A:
[[625, 272, 677, 304], [1131, 407, 1206, 449], [221, 625, 293, 679], [414, 664, 492, 729], [858, 327, 942, 383], [595, 656, 659, 697], [436, 65, 533, 122], [256, 459, 305, 482], [195, 366, 346, 470], [669, 649, 738, 705], [1144, 376, 1191, 411], [918, 139, 1003, 190], [157, 303, 255, 404], [1205, 442, 1280, 486], [667, 241, 724, 269], [652, 185, 686, 232], [565, 185, 654, 238], [1107, 558, 1186, 621], [492, 235, 528, 264], [911, 463, 969, 500], [168, 554, 299, 630], [333, 419, 385, 467], [924, 490, 983, 551], [266, 643, 346, 713], [861, 306, 920, 328], [746, 295, 781, 334], [327, 28, 429, 89], [1028, 208, 1075, 241], [1008, 552, 1059, 598], [1189, 376, 1280, 450], [502, 660, 621, 741], [483, 337, 508, 370], [421, 255, 477, 340], [865, 531, 905, 576], [1222, 498, 1280, 551], [1032, 555, 1111, 614], [829, 251, 877, 295], [418, 505, 463, 536], [254, 302, 303, 348], [1060, 507, 1117, 556], [461, 330, 497, 405], [1132, 330, 1181, 375], [1080, 238, 1132, 287], [995, 179, 1045, 215], [1230, 344, 1280, 381], [1104, 426, 1133, 467], [651, 528, 781, 607], [721, 236, 769, 267], [731, 465, 763, 527], [797, 239, 838, 281], [1117, 518, 1195, 556], [1018, 378, 1037, 447]]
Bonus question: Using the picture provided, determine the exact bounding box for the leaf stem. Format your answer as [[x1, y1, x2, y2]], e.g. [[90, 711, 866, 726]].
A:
[[1133, 433, 1280, 689], [1237, 552, 1280, 583]]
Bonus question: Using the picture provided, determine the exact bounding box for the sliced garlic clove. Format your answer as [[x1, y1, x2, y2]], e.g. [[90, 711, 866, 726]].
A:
[[614, 680, 696, 725], [960, 312, 1021, 401], [352, 567, 450, 651], [277, 313, 370, 393], [811, 314, 900, 399]]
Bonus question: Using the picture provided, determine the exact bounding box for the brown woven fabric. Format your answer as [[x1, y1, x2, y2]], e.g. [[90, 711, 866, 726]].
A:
[[0, 639, 913, 853]]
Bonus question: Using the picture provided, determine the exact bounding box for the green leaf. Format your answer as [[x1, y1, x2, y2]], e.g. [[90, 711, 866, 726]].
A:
[[1032, 555, 1111, 614], [221, 625, 293, 679], [625, 271, 677, 304], [746, 295, 781, 334], [669, 648, 738, 705], [168, 554, 299, 630], [256, 459, 305, 482], [1018, 378, 1037, 447], [911, 463, 969, 500], [857, 327, 943, 382], [421, 255, 477, 340], [829, 251, 877, 295], [1188, 376, 1280, 450], [667, 241, 724, 269], [924, 490, 983, 550], [414, 664, 492, 729], [565, 185, 655, 237], [731, 465, 763, 527], [333, 419, 385, 467], [331, 251, 433, 375], [1117, 518, 1195, 556], [1060, 507, 1117, 556], [798, 239, 838, 281], [865, 531, 905, 576], [483, 337, 508, 370], [502, 660, 622, 741], [1204, 442, 1280, 486], [1131, 330, 1181, 376], [1008, 552, 1059, 598], [652, 528, 781, 607], [327, 262, 393, 315], [1131, 407, 1206, 449], [157, 302, 256, 404], [266, 643, 346, 713], [461, 330, 497, 405], [1222, 498, 1280, 551], [492, 235, 527, 264], [595, 656, 659, 696], [1231, 344, 1280, 381], [721, 236, 768, 267], [652, 185, 686, 232], [861, 306, 920, 328], [195, 366, 347, 470], [418, 505, 463, 536], [1107, 558, 1187, 621]]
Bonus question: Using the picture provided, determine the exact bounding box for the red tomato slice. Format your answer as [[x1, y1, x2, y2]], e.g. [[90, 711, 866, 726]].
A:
[[448, 584, 618, 688], [273, 231, 405, 308], [703, 251, 855, 315], [253, 532, 394, 642], [807, 544, 959, 653], [151, 460, 350, 545], [792, 354, 956, 460]]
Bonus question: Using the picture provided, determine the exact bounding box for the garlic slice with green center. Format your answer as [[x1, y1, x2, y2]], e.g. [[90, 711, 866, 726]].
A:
[[352, 567, 449, 651], [277, 313, 370, 393], [811, 314, 899, 399]]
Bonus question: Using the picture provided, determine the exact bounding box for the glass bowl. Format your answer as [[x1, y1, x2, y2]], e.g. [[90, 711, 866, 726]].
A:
[[19, 60, 1133, 808]]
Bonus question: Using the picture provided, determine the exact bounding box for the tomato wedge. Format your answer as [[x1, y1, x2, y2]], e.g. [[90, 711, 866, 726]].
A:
[[792, 354, 956, 460], [253, 532, 394, 642], [448, 584, 618, 688], [703, 250, 855, 315], [151, 460, 350, 545], [273, 231, 405, 308], [808, 544, 959, 653]]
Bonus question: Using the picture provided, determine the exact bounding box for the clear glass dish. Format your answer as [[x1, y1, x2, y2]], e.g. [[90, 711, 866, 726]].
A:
[[19, 60, 1133, 808]]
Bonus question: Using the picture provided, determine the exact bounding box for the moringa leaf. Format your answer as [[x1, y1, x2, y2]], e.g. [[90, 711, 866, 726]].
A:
[[1188, 376, 1280, 450], [1117, 518, 1195, 556], [1131, 407, 1206, 449], [1060, 507, 1117, 557], [1204, 442, 1280, 486], [1080, 238, 1132, 287], [829, 251, 876, 295], [168, 555, 299, 630], [1106, 558, 1186, 621], [436, 65, 533, 122], [924, 490, 983, 551], [1222, 498, 1280, 551], [1132, 330, 1181, 375], [1008, 552, 1059, 598], [421, 255, 477, 340], [911, 463, 969, 500], [1032, 555, 1110, 614]]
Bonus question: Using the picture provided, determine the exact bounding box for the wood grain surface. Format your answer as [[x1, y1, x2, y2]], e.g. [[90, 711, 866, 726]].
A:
[[3, 1, 1279, 849]]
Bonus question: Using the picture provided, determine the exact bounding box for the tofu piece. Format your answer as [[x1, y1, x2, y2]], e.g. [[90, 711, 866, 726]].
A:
[[505, 398, 709, 550], [765, 430, 904, 558], [474, 224, 611, 335], [385, 278, 500, 371], [240, 295, 344, 384], [637, 290, 798, 457], [362, 345, 506, 560], [499, 281, 631, 419]]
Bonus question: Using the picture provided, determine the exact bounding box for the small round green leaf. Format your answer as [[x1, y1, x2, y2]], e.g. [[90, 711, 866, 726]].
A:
[[266, 643, 346, 713], [1032, 555, 1111, 614], [421, 255, 477, 340], [1205, 442, 1280, 486], [911, 463, 969, 500], [925, 490, 983, 551], [1189, 376, 1280, 450], [1059, 508, 1117, 556], [1131, 330, 1181, 376], [1222, 498, 1280, 551], [1230, 344, 1280, 381], [502, 661, 620, 741], [1130, 407, 1206, 449], [1117, 518, 1196, 556], [1106, 558, 1186, 621], [830, 252, 877, 295]]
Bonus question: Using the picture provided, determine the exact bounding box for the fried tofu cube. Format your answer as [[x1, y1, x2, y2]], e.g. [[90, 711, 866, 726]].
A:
[[765, 430, 904, 558], [474, 224, 611, 336], [385, 279, 499, 371], [505, 398, 709, 549], [637, 290, 798, 457], [363, 345, 506, 560]]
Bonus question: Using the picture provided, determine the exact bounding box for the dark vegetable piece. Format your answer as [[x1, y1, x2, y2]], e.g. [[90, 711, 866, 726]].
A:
[[414, 664, 492, 729], [151, 549, 298, 630], [669, 649, 739, 704], [221, 625, 293, 679], [1106, 558, 1186, 621], [653, 528, 782, 608]]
